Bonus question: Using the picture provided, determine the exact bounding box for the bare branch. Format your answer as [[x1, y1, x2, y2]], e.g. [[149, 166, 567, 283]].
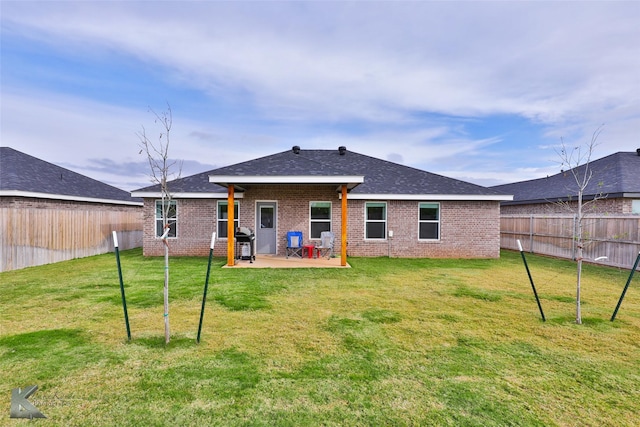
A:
[[552, 125, 605, 325], [136, 103, 180, 345]]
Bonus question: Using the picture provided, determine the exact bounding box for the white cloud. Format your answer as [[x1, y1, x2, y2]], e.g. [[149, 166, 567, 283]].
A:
[[4, 2, 638, 124], [2, 1, 639, 188]]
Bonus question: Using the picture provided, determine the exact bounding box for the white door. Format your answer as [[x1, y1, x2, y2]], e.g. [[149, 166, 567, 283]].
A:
[[256, 202, 276, 254]]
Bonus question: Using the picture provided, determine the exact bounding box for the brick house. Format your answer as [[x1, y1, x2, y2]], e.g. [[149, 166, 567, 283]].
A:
[[0, 147, 143, 271], [131, 146, 512, 265], [491, 150, 640, 215]]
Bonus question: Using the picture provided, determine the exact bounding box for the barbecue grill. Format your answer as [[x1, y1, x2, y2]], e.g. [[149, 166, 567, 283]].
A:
[[235, 227, 256, 263]]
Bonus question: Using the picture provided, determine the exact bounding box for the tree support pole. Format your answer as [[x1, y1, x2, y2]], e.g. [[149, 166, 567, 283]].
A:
[[517, 240, 546, 322], [197, 233, 216, 343], [611, 251, 640, 322], [113, 231, 131, 341]]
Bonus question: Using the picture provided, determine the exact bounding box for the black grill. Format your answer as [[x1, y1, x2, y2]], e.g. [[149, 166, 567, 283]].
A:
[[235, 227, 255, 263]]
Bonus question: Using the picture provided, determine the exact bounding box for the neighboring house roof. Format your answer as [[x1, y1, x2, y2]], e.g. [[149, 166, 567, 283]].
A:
[[133, 146, 512, 201], [0, 147, 142, 205], [132, 169, 230, 199], [491, 150, 640, 205]]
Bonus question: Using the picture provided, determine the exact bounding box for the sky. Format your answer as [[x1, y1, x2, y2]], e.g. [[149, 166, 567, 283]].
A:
[[1, 1, 639, 192]]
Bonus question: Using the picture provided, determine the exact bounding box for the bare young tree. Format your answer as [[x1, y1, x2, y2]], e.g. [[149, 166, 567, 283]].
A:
[[137, 104, 182, 343], [555, 125, 605, 324]]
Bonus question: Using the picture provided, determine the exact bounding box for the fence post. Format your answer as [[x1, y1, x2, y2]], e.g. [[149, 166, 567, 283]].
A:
[[529, 215, 534, 253], [572, 214, 578, 261]]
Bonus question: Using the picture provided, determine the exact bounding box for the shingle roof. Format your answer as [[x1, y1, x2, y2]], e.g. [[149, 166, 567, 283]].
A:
[[134, 169, 228, 194], [298, 149, 504, 196], [491, 151, 640, 205], [134, 147, 508, 198], [0, 147, 141, 204]]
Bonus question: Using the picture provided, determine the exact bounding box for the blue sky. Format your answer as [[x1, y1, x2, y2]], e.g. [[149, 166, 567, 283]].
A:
[[2, 1, 639, 191]]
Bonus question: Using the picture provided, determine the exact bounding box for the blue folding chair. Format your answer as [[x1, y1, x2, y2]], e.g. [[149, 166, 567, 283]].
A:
[[286, 231, 303, 258]]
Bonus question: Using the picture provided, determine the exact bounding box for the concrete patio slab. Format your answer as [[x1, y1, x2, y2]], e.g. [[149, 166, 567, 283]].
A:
[[224, 254, 350, 268]]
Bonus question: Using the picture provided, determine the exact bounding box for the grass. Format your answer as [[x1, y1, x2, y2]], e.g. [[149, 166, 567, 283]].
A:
[[1, 248, 639, 426]]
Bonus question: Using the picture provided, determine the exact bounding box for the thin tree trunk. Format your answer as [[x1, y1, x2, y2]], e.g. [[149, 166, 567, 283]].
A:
[[138, 105, 178, 344], [164, 244, 170, 343], [555, 126, 602, 325], [575, 193, 583, 324], [576, 257, 582, 324]]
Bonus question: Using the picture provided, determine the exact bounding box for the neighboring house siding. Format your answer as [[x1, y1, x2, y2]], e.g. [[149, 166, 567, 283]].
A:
[[500, 198, 630, 216], [141, 188, 501, 258], [0, 196, 140, 212]]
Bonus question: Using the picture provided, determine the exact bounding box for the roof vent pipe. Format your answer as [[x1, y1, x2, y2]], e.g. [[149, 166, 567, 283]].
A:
[[292, 146, 300, 154], [338, 146, 347, 155], [636, 148, 640, 156]]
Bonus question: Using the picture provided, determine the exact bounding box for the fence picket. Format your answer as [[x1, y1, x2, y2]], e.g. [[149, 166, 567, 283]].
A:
[[501, 215, 640, 270], [0, 208, 143, 272]]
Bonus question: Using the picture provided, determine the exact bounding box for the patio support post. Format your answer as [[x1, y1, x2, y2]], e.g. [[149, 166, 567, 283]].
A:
[[227, 186, 235, 266], [341, 184, 347, 266]]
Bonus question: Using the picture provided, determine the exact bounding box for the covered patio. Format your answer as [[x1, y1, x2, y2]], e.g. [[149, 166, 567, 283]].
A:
[[209, 148, 365, 268], [225, 254, 350, 269]]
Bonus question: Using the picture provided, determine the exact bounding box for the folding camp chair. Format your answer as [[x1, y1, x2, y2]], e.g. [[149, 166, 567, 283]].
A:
[[315, 231, 335, 259], [286, 231, 303, 258]]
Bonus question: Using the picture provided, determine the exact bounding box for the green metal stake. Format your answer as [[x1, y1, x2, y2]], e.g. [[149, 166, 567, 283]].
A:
[[611, 251, 640, 322], [197, 232, 216, 343], [113, 231, 131, 341], [517, 240, 546, 322]]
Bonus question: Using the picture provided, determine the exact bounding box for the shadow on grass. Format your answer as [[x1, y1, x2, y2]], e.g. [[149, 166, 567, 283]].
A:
[[454, 285, 502, 302], [0, 329, 121, 382], [546, 316, 620, 329], [132, 335, 197, 349], [361, 308, 402, 324], [138, 348, 261, 401], [543, 294, 575, 303]]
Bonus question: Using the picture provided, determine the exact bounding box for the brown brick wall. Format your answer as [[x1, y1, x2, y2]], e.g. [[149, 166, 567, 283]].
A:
[[142, 198, 217, 257], [346, 200, 500, 258], [242, 185, 343, 256], [141, 187, 501, 259]]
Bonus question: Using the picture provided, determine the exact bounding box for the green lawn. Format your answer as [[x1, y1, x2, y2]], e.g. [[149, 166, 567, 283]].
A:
[[1, 249, 639, 426]]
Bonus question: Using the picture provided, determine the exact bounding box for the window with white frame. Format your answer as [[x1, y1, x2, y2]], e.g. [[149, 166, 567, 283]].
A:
[[310, 201, 332, 239], [632, 200, 640, 214], [155, 200, 177, 238], [365, 202, 387, 239], [217, 201, 239, 238], [419, 202, 440, 240]]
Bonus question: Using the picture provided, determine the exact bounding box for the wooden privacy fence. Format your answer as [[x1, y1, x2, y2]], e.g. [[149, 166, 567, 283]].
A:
[[501, 215, 640, 270], [0, 208, 143, 272]]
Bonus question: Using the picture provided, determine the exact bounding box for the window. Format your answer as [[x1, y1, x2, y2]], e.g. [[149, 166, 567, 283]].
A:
[[155, 200, 177, 238], [419, 202, 440, 240], [310, 201, 331, 239], [365, 202, 386, 239], [632, 200, 640, 215], [217, 201, 239, 238]]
